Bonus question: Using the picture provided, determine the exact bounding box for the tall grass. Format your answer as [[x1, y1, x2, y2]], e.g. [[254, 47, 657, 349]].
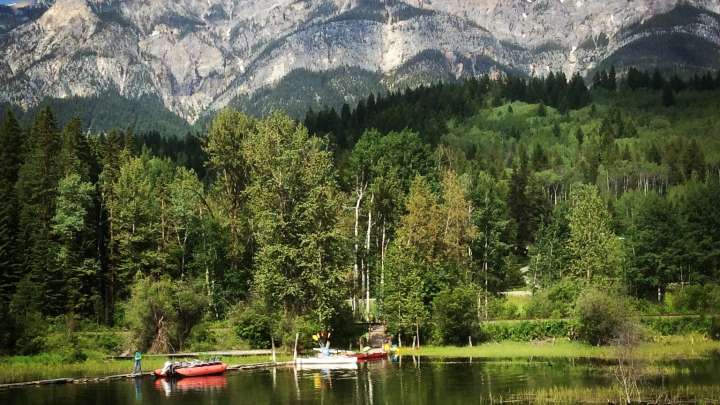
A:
[[506, 384, 720, 404], [401, 335, 720, 360], [0, 354, 290, 384]]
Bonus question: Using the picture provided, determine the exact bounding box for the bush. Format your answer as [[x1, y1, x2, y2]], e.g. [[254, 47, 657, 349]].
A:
[[125, 276, 208, 353], [480, 319, 577, 341], [234, 306, 274, 349], [431, 286, 479, 345], [526, 279, 582, 319], [670, 284, 720, 314], [188, 322, 218, 351], [3, 277, 47, 355], [274, 313, 321, 352], [642, 316, 710, 336], [575, 288, 632, 345]]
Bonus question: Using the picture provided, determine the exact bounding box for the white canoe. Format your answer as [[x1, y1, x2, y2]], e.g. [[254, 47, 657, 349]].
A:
[[295, 355, 358, 366]]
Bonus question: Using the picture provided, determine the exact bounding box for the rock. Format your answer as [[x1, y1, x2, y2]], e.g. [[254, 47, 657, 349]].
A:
[[0, 0, 718, 123]]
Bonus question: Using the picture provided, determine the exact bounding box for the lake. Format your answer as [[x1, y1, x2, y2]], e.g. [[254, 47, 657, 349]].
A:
[[2, 356, 719, 404]]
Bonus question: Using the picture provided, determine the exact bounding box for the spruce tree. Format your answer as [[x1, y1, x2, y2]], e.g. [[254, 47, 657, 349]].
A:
[[508, 146, 531, 255], [15, 107, 64, 315], [0, 109, 22, 299]]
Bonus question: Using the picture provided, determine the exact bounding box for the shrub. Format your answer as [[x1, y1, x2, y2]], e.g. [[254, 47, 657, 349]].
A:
[[526, 278, 582, 319], [431, 286, 479, 345], [480, 319, 577, 342], [670, 284, 720, 314], [274, 313, 321, 351], [4, 277, 47, 355], [234, 306, 274, 349], [188, 322, 218, 351], [642, 316, 709, 336], [575, 288, 631, 345], [125, 276, 208, 353]]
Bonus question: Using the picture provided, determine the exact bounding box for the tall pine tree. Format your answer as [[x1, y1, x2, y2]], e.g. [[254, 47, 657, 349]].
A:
[[0, 109, 22, 299], [15, 107, 64, 315]]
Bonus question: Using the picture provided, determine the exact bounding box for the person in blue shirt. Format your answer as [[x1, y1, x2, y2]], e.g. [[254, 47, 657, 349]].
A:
[[133, 351, 143, 375]]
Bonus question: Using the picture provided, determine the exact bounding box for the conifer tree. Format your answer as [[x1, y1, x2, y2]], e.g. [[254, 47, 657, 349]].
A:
[[0, 110, 22, 299], [508, 146, 531, 254], [15, 107, 64, 314]]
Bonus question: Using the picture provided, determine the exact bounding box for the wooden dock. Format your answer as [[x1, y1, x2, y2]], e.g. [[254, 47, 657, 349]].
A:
[[0, 360, 291, 390], [108, 349, 272, 360]]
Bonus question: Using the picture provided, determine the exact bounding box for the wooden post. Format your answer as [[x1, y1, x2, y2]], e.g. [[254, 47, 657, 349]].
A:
[[293, 332, 299, 361], [271, 336, 277, 363], [416, 323, 420, 349], [468, 336, 473, 347]]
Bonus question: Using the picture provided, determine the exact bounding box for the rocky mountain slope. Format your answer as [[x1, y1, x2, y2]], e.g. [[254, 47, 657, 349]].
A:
[[1, 0, 719, 126]]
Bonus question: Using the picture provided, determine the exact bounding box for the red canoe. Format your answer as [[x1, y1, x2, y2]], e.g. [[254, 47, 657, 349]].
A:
[[353, 351, 387, 361], [154, 362, 228, 378]]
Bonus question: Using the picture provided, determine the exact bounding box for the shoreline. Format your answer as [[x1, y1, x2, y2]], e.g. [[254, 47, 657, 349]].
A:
[[397, 335, 720, 361], [0, 354, 292, 386], [3, 335, 718, 385]]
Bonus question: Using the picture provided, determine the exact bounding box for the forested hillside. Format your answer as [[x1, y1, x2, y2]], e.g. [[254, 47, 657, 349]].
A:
[[1, 69, 720, 354]]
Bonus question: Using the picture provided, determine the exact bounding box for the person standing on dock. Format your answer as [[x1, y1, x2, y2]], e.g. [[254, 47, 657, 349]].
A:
[[133, 351, 143, 375]]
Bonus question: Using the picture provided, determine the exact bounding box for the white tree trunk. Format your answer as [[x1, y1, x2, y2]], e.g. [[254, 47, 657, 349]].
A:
[[365, 194, 373, 318], [353, 182, 365, 313]]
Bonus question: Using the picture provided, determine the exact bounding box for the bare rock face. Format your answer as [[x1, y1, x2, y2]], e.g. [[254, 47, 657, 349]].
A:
[[0, 0, 719, 123]]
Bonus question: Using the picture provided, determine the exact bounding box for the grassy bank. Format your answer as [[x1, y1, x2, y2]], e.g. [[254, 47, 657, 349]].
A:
[[506, 384, 720, 404], [0, 353, 291, 385], [398, 335, 720, 361]]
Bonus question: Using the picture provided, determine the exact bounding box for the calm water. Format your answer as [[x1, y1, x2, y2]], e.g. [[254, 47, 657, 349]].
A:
[[2, 357, 719, 404]]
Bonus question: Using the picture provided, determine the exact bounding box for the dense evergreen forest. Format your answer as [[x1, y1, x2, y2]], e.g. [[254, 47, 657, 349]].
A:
[[1, 68, 720, 354]]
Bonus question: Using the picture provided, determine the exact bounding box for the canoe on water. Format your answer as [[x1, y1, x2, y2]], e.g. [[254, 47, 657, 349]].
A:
[[352, 350, 387, 361], [154, 361, 228, 378]]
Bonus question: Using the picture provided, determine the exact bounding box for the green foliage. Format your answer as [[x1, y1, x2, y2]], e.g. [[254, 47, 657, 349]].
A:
[[0, 109, 22, 300], [567, 184, 622, 282], [15, 107, 65, 314], [431, 285, 479, 345], [234, 305, 275, 349], [125, 275, 208, 353], [526, 278, 583, 319], [480, 319, 578, 342], [709, 317, 720, 341], [670, 285, 720, 314], [641, 316, 710, 336], [471, 171, 513, 292], [5, 277, 47, 354], [244, 112, 351, 326], [575, 288, 632, 345]]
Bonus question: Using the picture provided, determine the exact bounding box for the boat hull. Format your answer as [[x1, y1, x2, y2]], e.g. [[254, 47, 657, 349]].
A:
[[154, 363, 228, 378], [295, 356, 358, 366], [354, 351, 387, 361]]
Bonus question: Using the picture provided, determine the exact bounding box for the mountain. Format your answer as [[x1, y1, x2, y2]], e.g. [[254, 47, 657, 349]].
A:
[[1, 0, 719, 130]]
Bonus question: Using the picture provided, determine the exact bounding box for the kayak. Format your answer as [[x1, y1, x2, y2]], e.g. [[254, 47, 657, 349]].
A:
[[154, 361, 228, 378], [352, 351, 387, 361]]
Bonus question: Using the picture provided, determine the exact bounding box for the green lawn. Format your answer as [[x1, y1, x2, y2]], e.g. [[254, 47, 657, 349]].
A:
[[400, 335, 720, 361]]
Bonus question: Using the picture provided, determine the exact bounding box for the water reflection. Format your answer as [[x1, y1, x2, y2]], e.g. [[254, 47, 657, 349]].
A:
[[2, 357, 720, 404], [153, 375, 228, 396]]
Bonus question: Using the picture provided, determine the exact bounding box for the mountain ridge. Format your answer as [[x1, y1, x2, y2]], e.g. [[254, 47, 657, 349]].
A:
[[1, 0, 719, 127]]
